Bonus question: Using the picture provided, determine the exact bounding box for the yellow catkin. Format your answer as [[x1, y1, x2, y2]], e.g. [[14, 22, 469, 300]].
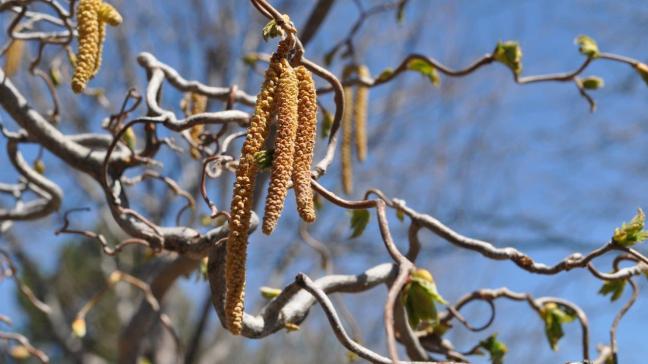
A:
[[71, 0, 101, 93], [224, 44, 288, 335], [182, 92, 208, 141], [72, 0, 121, 93], [291, 66, 318, 223], [96, 3, 122, 75], [3, 40, 24, 77], [262, 59, 299, 235], [354, 65, 369, 162], [98, 2, 122, 26], [341, 66, 355, 195]]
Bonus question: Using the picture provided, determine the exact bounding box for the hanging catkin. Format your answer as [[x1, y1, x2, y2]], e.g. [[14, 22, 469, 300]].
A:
[[291, 66, 318, 223], [181, 92, 208, 141], [72, 0, 101, 93], [93, 3, 122, 75], [3, 40, 24, 77], [72, 0, 121, 93], [262, 59, 299, 235], [224, 42, 289, 335], [341, 66, 355, 195], [354, 65, 369, 162]]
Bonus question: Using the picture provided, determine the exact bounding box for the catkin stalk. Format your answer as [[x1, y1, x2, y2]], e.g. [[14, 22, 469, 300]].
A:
[[224, 47, 287, 335], [354, 65, 369, 162], [262, 59, 299, 234], [291, 66, 318, 222]]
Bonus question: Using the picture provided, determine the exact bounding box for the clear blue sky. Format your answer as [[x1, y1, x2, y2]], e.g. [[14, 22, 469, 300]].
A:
[[2, 1, 648, 362]]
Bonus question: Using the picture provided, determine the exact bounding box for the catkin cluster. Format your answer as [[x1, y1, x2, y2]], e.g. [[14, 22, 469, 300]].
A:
[[225, 40, 318, 335], [340, 64, 370, 194], [71, 0, 122, 94]]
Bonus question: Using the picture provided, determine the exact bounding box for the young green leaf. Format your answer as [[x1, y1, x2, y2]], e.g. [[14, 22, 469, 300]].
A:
[[478, 334, 508, 364], [493, 41, 523, 76], [598, 279, 626, 302], [635, 63, 648, 87], [122, 127, 136, 150], [401, 268, 447, 329], [575, 35, 600, 58], [396, 209, 405, 222], [406, 59, 440, 87], [262, 19, 284, 41], [350, 209, 370, 238], [540, 302, 576, 351], [253, 149, 274, 170], [581, 76, 604, 90], [612, 208, 648, 247], [260, 286, 282, 300]]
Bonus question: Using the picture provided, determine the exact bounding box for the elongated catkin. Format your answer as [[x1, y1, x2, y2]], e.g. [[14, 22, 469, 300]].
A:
[[291, 66, 317, 222], [72, 0, 101, 93], [93, 3, 121, 75], [3, 40, 24, 77], [182, 92, 208, 141], [224, 47, 287, 335], [262, 59, 299, 235], [72, 0, 122, 93], [354, 65, 369, 162], [341, 66, 355, 195]]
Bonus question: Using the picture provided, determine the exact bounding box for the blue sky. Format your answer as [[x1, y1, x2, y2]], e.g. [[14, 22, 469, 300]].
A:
[[2, 1, 648, 362]]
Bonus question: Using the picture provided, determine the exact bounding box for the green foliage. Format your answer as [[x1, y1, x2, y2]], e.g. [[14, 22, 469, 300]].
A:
[[262, 19, 283, 41], [406, 59, 440, 87], [612, 208, 648, 247], [260, 286, 282, 300], [581, 76, 604, 90], [493, 41, 522, 76], [121, 127, 136, 150], [349, 209, 370, 238], [540, 302, 576, 351], [598, 279, 626, 302], [575, 35, 600, 58], [253, 149, 274, 170], [395, 209, 405, 222], [401, 268, 447, 329], [477, 334, 508, 364]]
